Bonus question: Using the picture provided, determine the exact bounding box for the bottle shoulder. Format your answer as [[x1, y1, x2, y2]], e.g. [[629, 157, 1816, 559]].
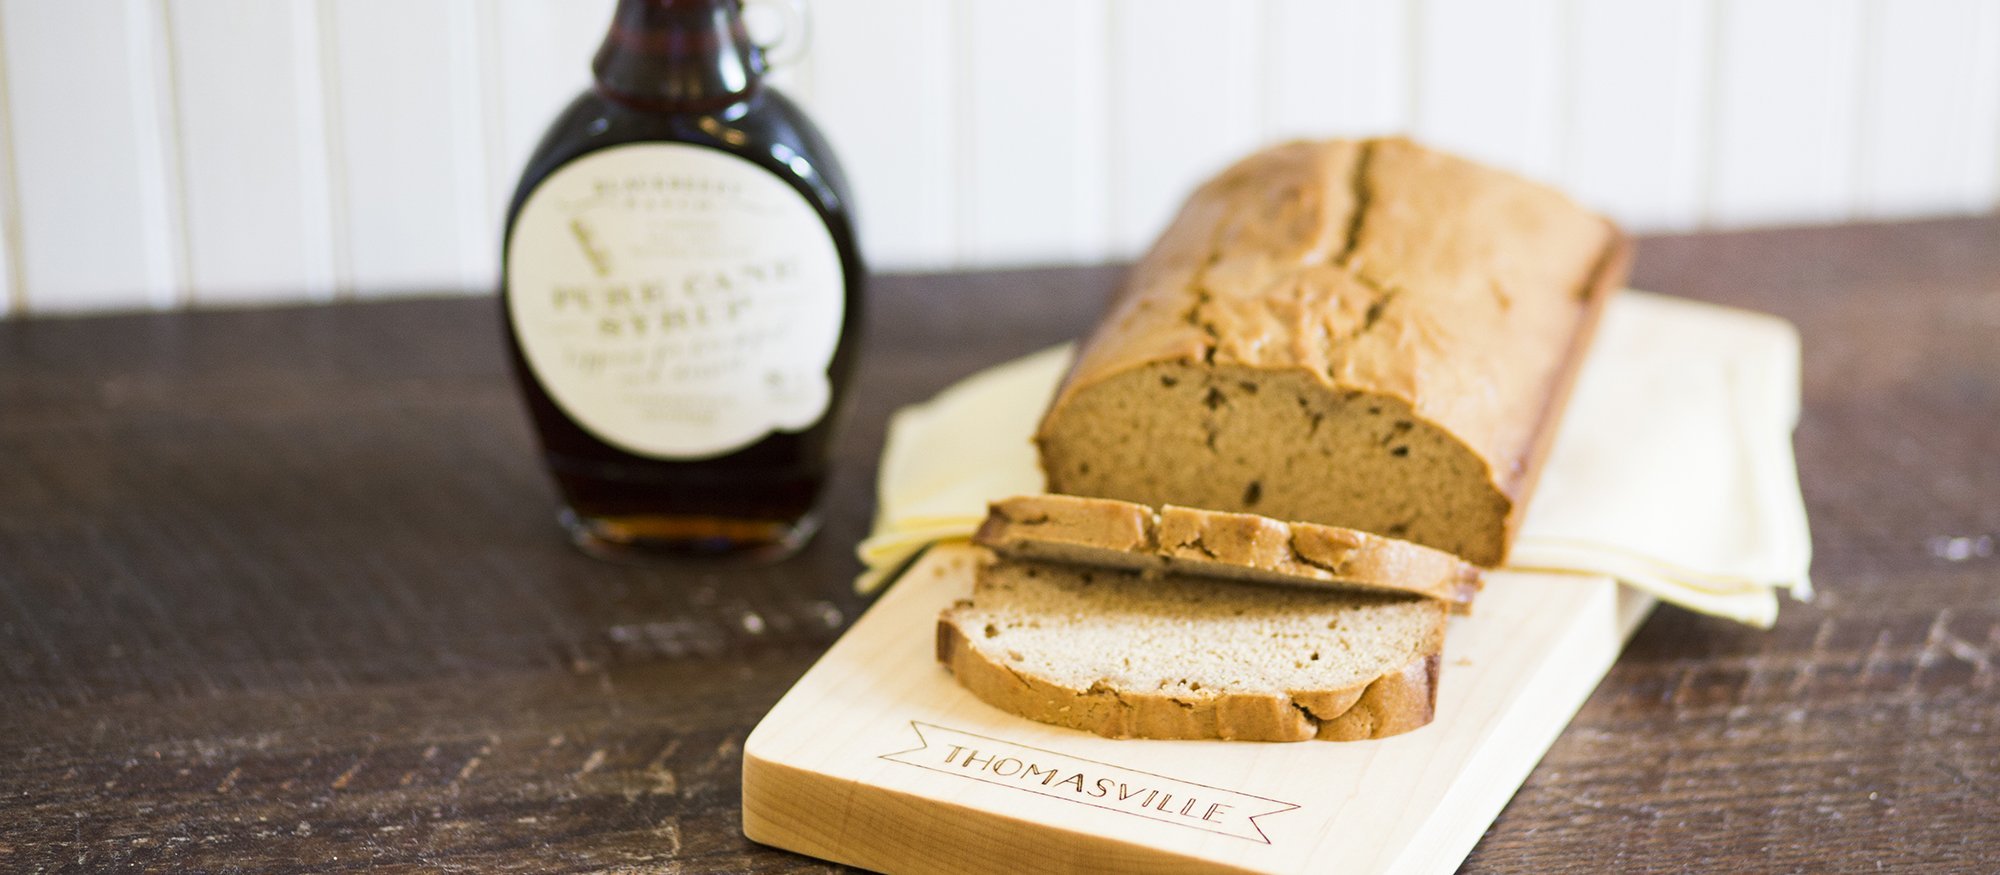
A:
[[508, 87, 855, 230]]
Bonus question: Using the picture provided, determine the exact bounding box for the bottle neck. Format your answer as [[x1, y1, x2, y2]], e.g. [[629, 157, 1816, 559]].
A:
[[593, 0, 763, 111]]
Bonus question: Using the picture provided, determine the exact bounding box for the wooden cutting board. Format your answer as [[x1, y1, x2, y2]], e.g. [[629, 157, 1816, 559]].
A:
[[743, 544, 1654, 874]]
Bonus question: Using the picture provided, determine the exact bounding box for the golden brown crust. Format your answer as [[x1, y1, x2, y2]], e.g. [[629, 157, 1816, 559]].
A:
[[936, 615, 1442, 743], [1306, 653, 1439, 741], [976, 494, 1482, 607], [1035, 138, 1629, 567], [974, 494, 1155, 556], [1494, 230, 1631, 554]]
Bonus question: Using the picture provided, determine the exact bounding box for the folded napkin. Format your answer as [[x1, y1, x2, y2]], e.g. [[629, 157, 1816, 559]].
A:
[[856, 290, 1812, 627]]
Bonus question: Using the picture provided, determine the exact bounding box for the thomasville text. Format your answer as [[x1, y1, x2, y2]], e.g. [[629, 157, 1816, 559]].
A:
[[940, 743, 1236, 825]]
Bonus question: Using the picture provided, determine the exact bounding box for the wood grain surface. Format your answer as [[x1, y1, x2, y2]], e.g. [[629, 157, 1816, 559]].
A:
[[2, 217, 1997, 873], [743, 546, 1654, 875]]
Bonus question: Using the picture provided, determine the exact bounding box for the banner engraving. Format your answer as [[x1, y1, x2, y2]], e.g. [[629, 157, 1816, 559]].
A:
[[880, 721, 1300, 844]]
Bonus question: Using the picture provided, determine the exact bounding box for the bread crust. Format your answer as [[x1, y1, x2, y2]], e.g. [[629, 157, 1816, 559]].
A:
[[975, 494, 1481, 607], [1036, 138, 1630, 566], [1495, 231, 1630, 554], [937, 616, 1441, 743]]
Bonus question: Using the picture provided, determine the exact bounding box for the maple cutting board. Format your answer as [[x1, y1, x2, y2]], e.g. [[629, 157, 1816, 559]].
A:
[[742, 544, 1654, 874]]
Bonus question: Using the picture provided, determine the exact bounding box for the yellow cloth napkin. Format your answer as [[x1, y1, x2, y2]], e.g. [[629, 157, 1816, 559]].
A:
[[855, 290, 1812, 627]]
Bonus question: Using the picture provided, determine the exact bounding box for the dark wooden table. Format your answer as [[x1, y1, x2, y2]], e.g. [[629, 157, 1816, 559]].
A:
[[3, 216, 1997, 873]]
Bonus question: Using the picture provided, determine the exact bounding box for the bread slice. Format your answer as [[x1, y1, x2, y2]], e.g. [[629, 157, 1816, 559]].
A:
[[938, 555, 1444, 742], [974, 494, 1481, 607], [1035, 138, 1629, 566]]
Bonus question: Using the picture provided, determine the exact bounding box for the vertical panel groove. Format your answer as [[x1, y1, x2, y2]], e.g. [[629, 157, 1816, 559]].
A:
[[1100, 0, 1121, 261], [1984, 4, 2000, 210], [312, 0, 354, 300], [0, 1, 24, 315], [1259, 0, 1278, 139], [1697, 0, 1727, 227], [1255, 0, 1275, 142], [1105, 0, 1133, 252], [448, 0, 496, 292], [129, 0, 188, 308], [940, 0, 960, 269], [290, 0, 338, 302], [1553, 0, 1577, 178], [1249, 1, 1267, 147], [475, 0, 509, 238], [1851, 0, 1882, 218], [1405, 0, 1425, 132], [951, 0, 975, 266], [1080, 0, 1109, 261], [1833, 5, 1866, 225], [152, 0, 195, 306]]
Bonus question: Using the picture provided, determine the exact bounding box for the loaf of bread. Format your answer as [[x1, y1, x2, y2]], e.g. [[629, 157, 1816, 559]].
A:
[[938, 555, 1443, 741], [975, 494, 1481, 606], [1036, 138, 1629, 566]]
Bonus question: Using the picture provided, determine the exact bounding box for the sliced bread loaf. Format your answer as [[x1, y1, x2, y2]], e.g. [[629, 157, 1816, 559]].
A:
[[938, 556, 1445, 742], [975, 494, 1481, 607], [1035, 137, 1629, 566]]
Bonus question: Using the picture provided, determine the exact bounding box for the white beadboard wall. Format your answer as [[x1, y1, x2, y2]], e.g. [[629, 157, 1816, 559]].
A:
[[0, 0, 1997, 316]]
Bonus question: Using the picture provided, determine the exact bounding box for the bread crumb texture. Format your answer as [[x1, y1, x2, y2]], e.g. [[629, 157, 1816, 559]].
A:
[[939, 556, 1445, 742]]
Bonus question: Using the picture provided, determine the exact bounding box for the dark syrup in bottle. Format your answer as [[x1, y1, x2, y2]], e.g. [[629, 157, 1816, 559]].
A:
[[501, 0, 863, 561]]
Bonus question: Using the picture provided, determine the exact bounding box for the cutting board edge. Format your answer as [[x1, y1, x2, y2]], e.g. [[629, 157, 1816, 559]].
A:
[[1377, 584, 1658, 875], [742, 746, 1267, 875]]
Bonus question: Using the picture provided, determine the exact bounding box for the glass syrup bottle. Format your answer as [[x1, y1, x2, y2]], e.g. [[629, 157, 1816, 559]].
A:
[[501, 0, 863, 561]]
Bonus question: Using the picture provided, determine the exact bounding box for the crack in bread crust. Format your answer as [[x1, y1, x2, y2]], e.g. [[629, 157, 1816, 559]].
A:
[[978, 496, 1484, 608], [1332, 139, 1375, 269], [1285, 537, 1353, 578], [1035, 138, 1629, 567]]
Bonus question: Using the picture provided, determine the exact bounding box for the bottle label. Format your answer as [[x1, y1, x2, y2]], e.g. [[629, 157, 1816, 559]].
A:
[[506, 142, 845, 460]]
